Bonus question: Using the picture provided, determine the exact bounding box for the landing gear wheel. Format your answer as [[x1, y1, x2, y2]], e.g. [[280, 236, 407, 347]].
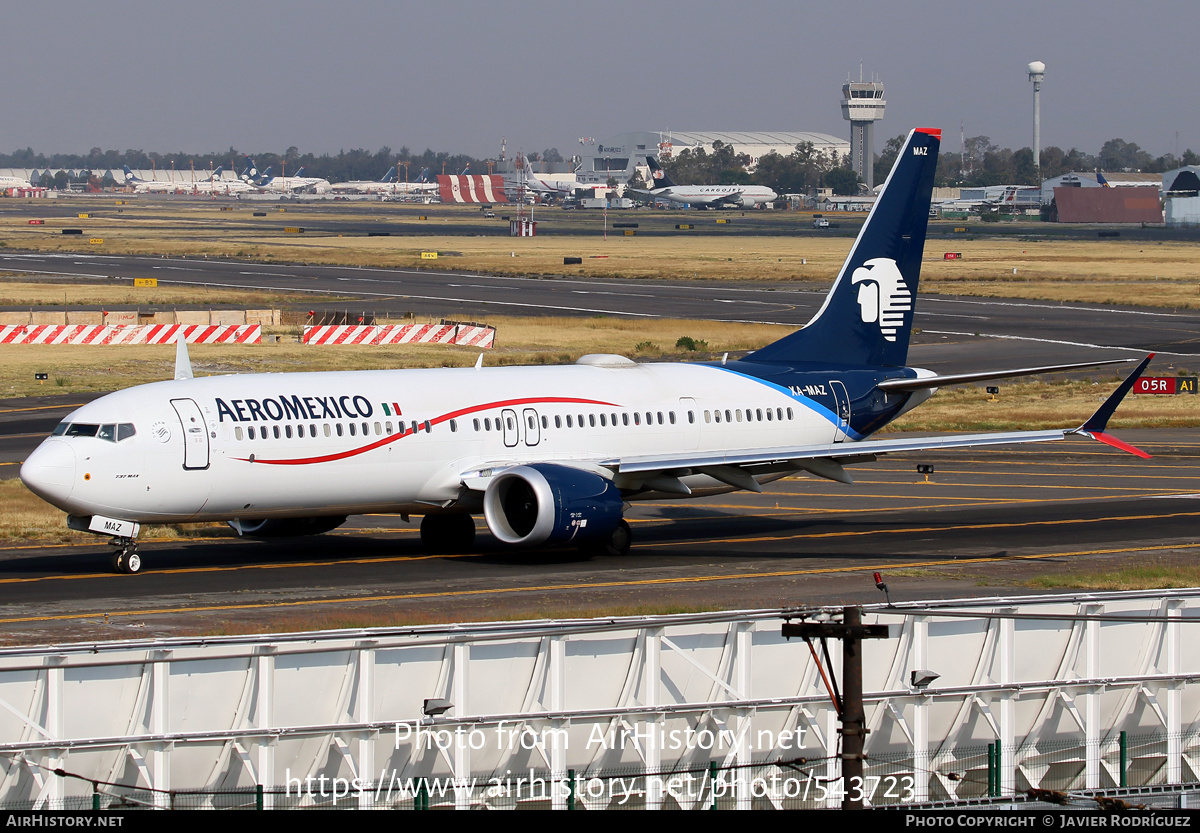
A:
[[109, 539, 142, 575], [420, 514, 476, 554], [582, 520, 632, 558]]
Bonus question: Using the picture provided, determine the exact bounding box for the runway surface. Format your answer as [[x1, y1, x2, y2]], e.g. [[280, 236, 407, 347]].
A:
[[0, 430, 1195, 645]]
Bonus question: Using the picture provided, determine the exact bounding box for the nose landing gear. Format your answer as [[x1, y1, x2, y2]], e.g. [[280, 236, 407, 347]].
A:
[[110, 538, 142, 574]]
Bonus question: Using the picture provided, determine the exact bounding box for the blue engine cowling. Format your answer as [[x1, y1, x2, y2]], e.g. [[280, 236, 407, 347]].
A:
[[483, 464, 624, 547]]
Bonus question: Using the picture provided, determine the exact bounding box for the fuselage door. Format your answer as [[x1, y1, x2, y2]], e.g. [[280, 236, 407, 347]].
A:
[[523, 408, 541, 446], [501, 408, 520, 448], [830, 381, 852, 443], [171, 398, 210, 470]]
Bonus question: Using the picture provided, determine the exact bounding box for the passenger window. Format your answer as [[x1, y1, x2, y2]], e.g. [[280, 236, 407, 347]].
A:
[[736, 410, 742, 422], [600, 414, 607, 427], [566, 415, 573, 428], [285, 425, 293, 439], [542, 416, 548, 429], [273, 426, 280, 439], [324, 424, 332, 437], [473, 419, 480, 431], [589, 414, 595, 428], [349, 423, 357, 436], [450, 419, 457, 432], [234, 427, 243, 441], [633, 413, 641, 425], [622, 413, 629, 426], [375, 422, 382, 435], [337, 424, 344, 437], [555, 416, 562, 428], [756, 409, 763, 421], [310, 424, 316, 436], [787, 408, 794, 420], [364, 422, 370, 435]]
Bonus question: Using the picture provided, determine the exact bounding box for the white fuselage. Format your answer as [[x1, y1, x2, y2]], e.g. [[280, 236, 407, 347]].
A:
[[22, 359, 843, 525], [652, 184, 777, 207], [259, 176, 332, 194], [0, 176, 32, 190]]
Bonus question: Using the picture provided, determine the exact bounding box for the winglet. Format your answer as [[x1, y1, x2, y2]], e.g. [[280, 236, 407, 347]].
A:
[[1070, 353, 1153, 458], [174, 331, 194, 381]]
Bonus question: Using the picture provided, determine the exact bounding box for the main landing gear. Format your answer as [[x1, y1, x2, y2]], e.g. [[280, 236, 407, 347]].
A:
[[109, 537, 142, 574], [581, 519, 632, 558]]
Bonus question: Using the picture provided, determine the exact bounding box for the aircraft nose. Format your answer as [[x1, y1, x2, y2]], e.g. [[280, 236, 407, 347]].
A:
[[21, 439, 76, 506]]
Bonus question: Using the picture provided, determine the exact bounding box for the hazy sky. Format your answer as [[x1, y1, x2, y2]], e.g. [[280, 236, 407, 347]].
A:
[[3, 0, 1193, 161]]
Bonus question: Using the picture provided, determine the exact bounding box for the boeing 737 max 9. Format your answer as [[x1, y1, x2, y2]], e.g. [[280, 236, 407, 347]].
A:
[[21, 128, 1151, 574]]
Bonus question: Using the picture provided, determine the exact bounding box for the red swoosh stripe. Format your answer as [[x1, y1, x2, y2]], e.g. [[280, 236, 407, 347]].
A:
[[234, 396, 620, 466]]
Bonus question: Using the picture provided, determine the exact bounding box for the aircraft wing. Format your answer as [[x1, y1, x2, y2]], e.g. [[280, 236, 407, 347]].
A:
[[608, 353, 1154, 489]]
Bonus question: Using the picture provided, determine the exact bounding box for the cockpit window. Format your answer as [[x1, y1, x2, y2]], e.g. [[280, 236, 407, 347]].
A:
[[56, 422, 136, 442]]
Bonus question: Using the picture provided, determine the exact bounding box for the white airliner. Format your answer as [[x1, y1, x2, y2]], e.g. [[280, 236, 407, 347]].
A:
[[0, 174, 32, 191], [21, 128, 1152, 574], [636, 156, 777, 208], [329, 167, 398, 195]]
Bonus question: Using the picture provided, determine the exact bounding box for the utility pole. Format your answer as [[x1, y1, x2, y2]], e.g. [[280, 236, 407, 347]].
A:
[[782, 607, 892, 809]]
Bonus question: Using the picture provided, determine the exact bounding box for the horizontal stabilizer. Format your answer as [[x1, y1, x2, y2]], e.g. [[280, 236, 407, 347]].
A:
[[876, 358, 1135, 392]]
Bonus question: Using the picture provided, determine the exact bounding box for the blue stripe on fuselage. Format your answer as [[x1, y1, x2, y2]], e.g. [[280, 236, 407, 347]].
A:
[[706, 365, 866, 441]]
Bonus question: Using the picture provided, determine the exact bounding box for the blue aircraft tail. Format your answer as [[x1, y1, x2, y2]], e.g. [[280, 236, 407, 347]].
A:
[[380, 167, 396, 183], [645, 156, 676, 188], [416, 167, 432, 183], [744, 127, 941, 369]]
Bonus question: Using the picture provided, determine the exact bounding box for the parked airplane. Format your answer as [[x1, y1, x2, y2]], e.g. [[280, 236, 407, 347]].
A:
[[22, 128, 1152, 574], [0, 174, 32, 191], [636, 156, 777, 208], [516, 157, 578, 202], [329, 167, 398, 194], [380, 168, 439, 198], [123, 165, 249, 194]]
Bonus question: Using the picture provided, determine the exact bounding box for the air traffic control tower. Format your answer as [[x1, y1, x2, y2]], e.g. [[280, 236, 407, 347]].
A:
[[841, 78, 886, 191]]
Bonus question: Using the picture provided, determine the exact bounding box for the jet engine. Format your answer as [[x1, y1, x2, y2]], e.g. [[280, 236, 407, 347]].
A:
[[228, 516, 348, 537], [482, 464, 624, 548]]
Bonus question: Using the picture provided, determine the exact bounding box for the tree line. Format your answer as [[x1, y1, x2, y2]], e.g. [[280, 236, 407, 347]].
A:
[[659, 136, 1198, 196]]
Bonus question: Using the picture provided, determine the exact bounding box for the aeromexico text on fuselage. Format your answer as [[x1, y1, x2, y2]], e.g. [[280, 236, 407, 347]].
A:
[[215, 394, 387, 423]]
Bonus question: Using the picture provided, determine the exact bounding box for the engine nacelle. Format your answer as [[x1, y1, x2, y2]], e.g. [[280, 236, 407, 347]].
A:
[[483, 464, 623, 547], [228, 516, 348, 537]]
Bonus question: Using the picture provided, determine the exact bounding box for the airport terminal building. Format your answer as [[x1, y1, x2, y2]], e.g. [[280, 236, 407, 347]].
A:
[[574, 130, 850, 187]]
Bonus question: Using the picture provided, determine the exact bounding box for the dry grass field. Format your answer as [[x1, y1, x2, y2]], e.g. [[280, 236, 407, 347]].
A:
[[2, 201, 1199, 307]]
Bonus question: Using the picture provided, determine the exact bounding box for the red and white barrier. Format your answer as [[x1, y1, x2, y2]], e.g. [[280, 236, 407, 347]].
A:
[[0, 324, 261, 345], [302, 323, 495, 348], [436, 175, 508, 204]]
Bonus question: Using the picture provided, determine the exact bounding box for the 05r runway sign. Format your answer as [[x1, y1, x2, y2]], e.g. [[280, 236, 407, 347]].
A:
[[1134, 376, 1198, 395]]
